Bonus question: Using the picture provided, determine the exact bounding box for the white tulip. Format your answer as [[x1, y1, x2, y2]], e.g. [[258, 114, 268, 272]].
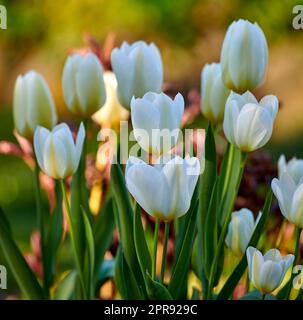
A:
[[201, 63, 230, 124], [246, 247, 294, 294], [223, 91, 278, 152], [34, 123, 85, 179], [111, 41, 163, 108], [278, 154, 303, 185], [125, 155, 200, 221], [62, 53, 106, 117], [221, 19, 268, 93], [225, 209, 260, 257], [92, 71, 129, 128], [13, 71, 57, 140], [131, 92, 184, 156], [271, 172, 303, 228]]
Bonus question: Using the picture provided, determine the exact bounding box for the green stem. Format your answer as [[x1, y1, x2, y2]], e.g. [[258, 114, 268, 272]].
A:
[[207, 151, 248, 299], [275, 219, 287, 248], [262, 293, 266, 300], [286, 227, 302, 300], [152, 218, 160, 280], [160, 222, 170, 284], [60, 180, 87, 299], [221, 144, 235, 198], [33, 163, 48, 296]]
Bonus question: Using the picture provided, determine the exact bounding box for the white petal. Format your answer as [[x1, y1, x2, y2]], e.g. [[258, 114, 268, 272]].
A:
[[33, 126, 50, 171], [74, 122, 85, 172]]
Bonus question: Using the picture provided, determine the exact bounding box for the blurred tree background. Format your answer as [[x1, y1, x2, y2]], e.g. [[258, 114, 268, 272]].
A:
[[0, 0, 302, 295]]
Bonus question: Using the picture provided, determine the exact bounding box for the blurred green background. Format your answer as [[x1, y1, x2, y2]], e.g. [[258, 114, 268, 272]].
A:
[[0, 0, 302, 295]]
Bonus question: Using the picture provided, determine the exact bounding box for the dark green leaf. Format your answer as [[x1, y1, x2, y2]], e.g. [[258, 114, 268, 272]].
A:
[[146, 273, 173, 300], [54, 270, 77, 300], [240, 290, 277, 300]]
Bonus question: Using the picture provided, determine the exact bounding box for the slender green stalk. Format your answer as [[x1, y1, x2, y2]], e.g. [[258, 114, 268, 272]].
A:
[[152, 218, 160, 280], [60, 180, 87, 299], [160, 222, 170, 284], [221, 144, 235, 199], [262, 293, 266, 300], [207, 151, 248, 299], [286, 227, 302, 300], [33, 163, 48, 296], [275, 219, 287, 248]]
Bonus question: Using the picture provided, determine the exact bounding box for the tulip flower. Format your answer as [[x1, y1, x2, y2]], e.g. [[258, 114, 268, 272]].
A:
[[271, 172, 303, 228], [278, 154, 303, 185], [225, 208, 260, 257], [220, 19, 268, 93], [92, 71, 129, 128], [125, 155, 200, 221], [13, 71, 57, 140], [246, 247, 294, 294], [111, 41, 163, 108], [201, 63, 230, 124], [62, 52, 106, 117], [223, 91, 278, 152], [34, 123, 85, 179], [131, 92, 184, 156]]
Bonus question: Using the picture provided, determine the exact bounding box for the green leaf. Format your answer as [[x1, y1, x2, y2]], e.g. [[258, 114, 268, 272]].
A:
[[168, 198, 199, 299], [0, 207, 45, 300], [146, 273, 173, 300], [217, 189, 273, 300], [110, 163, 147, 297], [197, 124, 217, 281], [93, 194, 115, 278], [82, 206, 95, 299], [204, 179, 218, 279], [240, 290, 277, 300], [54, 270, 77, 300], [134, 202, 152, 277], [114, 246, 143, 300], [191, 287, 201, 300]]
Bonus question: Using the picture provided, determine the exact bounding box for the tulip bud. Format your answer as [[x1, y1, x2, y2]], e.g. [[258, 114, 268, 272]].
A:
[[92, 71, 129, 128], [225, 209, 260, 257], [201, 63, 230, 124], [278, 154, 303, 185], [271, 172, 303, 228], [62, 53, 106, 118], [34, 123, 85, 179], [13, 71, 57, 140], [125, 155, 200, 221], [223, 91, 278, 152], [131, 92, 184, 156], [246, 247, 294, 294], [111, 41, 163, 109], [220, 19, 268, 93]]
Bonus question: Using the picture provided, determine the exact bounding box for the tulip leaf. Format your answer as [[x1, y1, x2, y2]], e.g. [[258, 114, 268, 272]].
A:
[[240, 290, 277, 300], [204, 179, 218, 279], [114, 245, 144, 300], [146, 273, 173, 300], [168, 198, 199, 299], [197, 124, 217, 282], [216, 189, 273, 300], [191, 287, 201, 300], [54, 270, 77, 300], [93, 194, 115, 279], [133, 202, 152, 277], [81, 206, 95, 299], [110, 163, 147, 298], [0, 207, 45, 300]]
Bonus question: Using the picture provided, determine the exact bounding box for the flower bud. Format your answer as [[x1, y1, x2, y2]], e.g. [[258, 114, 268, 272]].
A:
[[246, 247, 294, 294], [201, 63, 230, 124], [34, 123, 85, 179], [13, 71, 57, 140], [221, 19, 268, 93], [92, 71, 129, 128], [278, 154, 303, 185], [126, 155, 200, 221], [271, 172, 303, 228], [62, 53, 106, 117], [111, 41, 163, 108], [223, 91, 278, 152], [225, 208, 260, 257], [131, 92, 184, 156]]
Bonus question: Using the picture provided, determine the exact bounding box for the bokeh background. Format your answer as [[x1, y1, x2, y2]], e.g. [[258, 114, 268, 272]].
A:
[[0, 0, 302, 296]]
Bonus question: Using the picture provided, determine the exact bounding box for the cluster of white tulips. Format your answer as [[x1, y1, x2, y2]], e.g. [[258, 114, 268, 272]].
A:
[[0, 18, 301, 301]]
